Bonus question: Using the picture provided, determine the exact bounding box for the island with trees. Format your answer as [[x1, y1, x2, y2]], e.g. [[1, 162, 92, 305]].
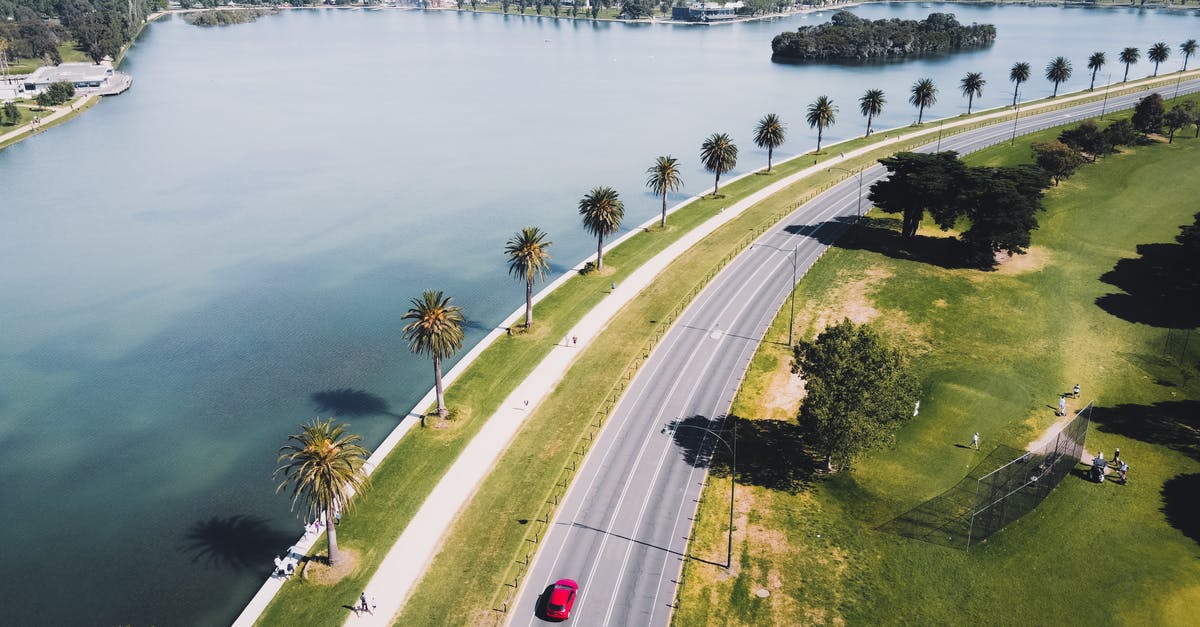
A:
[[771, 11, 996, 63]]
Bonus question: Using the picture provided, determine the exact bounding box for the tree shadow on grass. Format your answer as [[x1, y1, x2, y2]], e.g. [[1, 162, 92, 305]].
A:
[[1161, 473, 1200, 546], [821, 216, 976, 270], [182, 514, 296, 571], [310, 388, 404, 419], [1091, 400, 1200, 462], [1095, 241, 1200, 329], [668, 414, 818, 494]]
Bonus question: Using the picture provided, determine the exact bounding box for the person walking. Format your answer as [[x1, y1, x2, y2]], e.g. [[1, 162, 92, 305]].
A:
[[360, 592, 369, 615], [1058, 395, 1067, 416], [972, 432, 980, 450], [1073, 384, 1081, 399]]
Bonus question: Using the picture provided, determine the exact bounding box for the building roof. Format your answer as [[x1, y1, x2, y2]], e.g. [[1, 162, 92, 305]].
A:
[[26, 62, 111, 85]]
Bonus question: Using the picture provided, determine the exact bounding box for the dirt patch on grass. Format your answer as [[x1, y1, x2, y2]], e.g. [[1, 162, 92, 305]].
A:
[[812, 267, 890, 331], [302, 547, 360, 585], [761, 369, 806, 419], [994, 246, 1051, 275]]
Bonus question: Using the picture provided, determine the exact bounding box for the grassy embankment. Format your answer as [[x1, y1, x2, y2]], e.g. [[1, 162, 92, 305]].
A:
[[675, 97, 1200, 625], [255, 74, 1197, 626]]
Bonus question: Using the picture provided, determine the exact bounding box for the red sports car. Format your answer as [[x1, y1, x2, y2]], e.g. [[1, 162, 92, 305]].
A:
[[544, 578, 578, 620]]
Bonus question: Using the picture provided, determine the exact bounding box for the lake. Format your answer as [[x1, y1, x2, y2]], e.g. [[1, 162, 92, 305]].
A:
[[1, 4, 1196, 624]]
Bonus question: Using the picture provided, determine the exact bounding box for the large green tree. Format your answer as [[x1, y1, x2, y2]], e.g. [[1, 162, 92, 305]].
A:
[[1162, 105, 1192, 144], [859, 89, 885, 138], [578, 186, 624, 269], [1087, 51, 1106, 91], [868, 151, 966, 237], [1148, 42, 1170, 76], [792, 319, 919, 472], [806, 95, 837, 153], [1058, 121, 1111, 162], [1119, 46, 1140, 82], [958, 164, 1050, 268], [909, 77, 937, 124], [1045, 56, 1072, 97], [505, 227, 552, 329], [402, 290, 465, 422], [700, 132, 738, 196], [1032, 140, 1086, 186], [960, 71, 985, 114], [646, 155, 684, 227], [1009, 61, 1031, 107], [274, 418, 370, 566], [1132, 92, 1165, 134], [752, 113, 786, 172]]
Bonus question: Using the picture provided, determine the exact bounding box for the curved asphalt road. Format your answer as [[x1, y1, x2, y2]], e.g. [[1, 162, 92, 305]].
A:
[[512, 79, 1200, 627]]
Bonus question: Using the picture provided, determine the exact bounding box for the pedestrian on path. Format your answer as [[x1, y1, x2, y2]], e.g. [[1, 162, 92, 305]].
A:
[[371, 595, 377, 615], [611, 281, 616, 292], [1073, 383, 1080, 399], [572, 335, 578, 346], [360, 592, 369, 615], [1058, 395, 1067, 416], [524, 399, 529, 409], [972, 432, 980, 450]]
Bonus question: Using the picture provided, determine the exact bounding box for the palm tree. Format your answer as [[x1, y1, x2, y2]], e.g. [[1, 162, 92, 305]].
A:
[[699, 132, 738, 196], [909, 78, 937, 124], [859, 89, 885, 137], [1009, 62, 1031, 107], [959, 72, 985, 114], [1087, 52, 1106, 91], [402, 290, 464, 422], [752, 113, 786, 172], [646, 156, 683, 227], [505, 227, 552, 329], [1045, 56, 1072, 97], [1119, 47, 1140, 82], [805, 95, 837, 153], [578, 186, 624, 269], [1148, 42, 1170, 76], [1182, 39, 1198, 72], [275, 418, 370, 567]]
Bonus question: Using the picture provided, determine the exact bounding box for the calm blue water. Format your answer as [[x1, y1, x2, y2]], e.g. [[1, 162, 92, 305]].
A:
[[1, 5, 1196, 624]]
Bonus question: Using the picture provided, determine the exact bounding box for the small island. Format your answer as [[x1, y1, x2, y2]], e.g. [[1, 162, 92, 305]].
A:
[[771, 11, 997, 63], [184, 8, 279, 28]]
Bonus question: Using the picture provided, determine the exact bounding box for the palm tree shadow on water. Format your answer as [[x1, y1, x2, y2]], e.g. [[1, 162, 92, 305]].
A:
[[667, 414, 818, 495], [310, 388, 405, 420], [182, 515, 297, 571]]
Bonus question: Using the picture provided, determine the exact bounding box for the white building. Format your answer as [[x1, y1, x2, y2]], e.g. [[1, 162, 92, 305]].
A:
[[22, 62, 115, 95]]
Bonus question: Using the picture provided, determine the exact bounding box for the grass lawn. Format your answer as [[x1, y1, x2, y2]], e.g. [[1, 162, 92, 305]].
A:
[[254, 77, 1198, 626], [6, 41, 90, 74], [674, 101, 1200, 625]]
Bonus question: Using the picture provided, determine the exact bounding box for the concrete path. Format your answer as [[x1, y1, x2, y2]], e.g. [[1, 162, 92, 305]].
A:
[[0, 95, 96, 148], [232, 70, 1196, 627]]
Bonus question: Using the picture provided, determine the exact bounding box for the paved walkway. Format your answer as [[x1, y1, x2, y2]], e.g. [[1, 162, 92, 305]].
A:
[[0, 95, 96, 147], [231, 70, 1192, 627]]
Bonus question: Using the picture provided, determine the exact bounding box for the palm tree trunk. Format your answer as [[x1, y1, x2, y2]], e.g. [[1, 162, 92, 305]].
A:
[[968, 94, 974, 114], [596, 235, 604, 270], [1012, 84, 1019, 107], [1123, 64, 1130, 82], [434, 355, 446, 417], [767, 145, 774, 172], [660, 192, 667, 228], [1090, 69, 1097, 91], [524, 279, 533, 327], [1154, 62, 1159, 76], [1053, 82, 1059, 97], [918, 105, 925, 124], [713, 172, 720, 196], [817, 127, 824, 153], [865, 114, 873, 138], [326, 503, 340, 565]]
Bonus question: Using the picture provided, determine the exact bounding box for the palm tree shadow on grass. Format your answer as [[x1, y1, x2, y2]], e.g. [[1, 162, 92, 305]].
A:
[[311, 388, 404, 419], [668, 414, 819, 494], [1091, 400, 1200, 462], [1161, 473, 1200, 546], [182, 514, 296, 571], [818, 216, 976, 270]]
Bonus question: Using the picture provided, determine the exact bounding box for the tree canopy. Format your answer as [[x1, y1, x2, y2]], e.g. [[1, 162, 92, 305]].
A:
[[792, 319, 920, 472], [771, 11, 996, 62], [1132, 93, 1165, 135]]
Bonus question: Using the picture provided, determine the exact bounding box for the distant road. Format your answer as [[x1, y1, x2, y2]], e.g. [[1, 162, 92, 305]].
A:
[[511, 77, 1200, 627]]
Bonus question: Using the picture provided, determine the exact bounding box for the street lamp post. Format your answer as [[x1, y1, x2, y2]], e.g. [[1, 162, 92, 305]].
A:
[[665, 421, 736, 569], [1101, 73, 1112, 119], [827, 166, 865, 219], [753, 242, 800, 346]]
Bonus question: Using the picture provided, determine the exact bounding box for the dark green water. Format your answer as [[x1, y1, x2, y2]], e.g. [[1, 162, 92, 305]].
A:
[[0, 5, 1196, 624]]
